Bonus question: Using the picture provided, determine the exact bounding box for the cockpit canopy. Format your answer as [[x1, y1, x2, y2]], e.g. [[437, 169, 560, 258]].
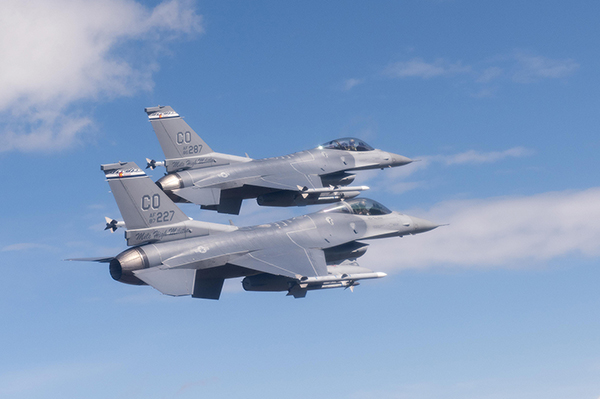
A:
[[319, 137, 374, 152], [320, 198, 392, 216]]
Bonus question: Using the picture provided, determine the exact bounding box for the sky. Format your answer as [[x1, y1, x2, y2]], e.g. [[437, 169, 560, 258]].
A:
[[1, 0, 599, 398]]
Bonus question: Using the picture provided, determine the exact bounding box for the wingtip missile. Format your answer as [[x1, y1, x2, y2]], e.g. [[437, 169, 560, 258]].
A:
[[104, 217, 125, 233], [145, 158, 165, 170]]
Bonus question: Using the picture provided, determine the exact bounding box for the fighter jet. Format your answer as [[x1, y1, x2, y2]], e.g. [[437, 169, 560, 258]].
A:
[[144, 105, 413, 215], [70, 162, 438, 300]]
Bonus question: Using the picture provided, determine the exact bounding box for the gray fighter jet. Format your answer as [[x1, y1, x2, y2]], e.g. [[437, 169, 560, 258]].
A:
[[71, 162, 438, 300], [144, 105, 413, 215]]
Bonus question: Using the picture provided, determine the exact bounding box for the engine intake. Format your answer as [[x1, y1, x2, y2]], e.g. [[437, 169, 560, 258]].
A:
[[320, 172, 356, 187], [323, 242, 369, 264]]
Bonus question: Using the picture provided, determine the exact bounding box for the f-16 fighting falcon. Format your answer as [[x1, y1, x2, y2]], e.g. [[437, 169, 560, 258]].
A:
[[71, 162, 439, 300], [144, 105, 413, 215]]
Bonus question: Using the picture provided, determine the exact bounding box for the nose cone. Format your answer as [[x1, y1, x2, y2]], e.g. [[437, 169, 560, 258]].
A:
[[386, 152, 413, 167], [409, 216, 439, 234]]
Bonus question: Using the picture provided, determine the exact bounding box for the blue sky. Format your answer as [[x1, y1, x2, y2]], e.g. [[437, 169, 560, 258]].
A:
[[1, 1, 599, 398]]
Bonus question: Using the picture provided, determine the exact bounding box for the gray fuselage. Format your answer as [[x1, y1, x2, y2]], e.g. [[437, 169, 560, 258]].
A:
[[113, 200, 436, 285], [158, 146, 411, 201]]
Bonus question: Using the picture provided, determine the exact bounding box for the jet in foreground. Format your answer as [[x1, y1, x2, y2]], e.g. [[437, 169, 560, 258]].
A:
[[144, 105, 413, 214], [71, 162, 438, 300]]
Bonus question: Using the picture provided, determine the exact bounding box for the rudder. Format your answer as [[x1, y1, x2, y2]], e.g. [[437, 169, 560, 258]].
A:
[[101, 161, 189, 230], [145, 105, 213, 160]]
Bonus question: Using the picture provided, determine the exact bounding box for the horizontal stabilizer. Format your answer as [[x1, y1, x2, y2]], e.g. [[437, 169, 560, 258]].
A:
[[172, 187, 221, 206], [133, 267, 195, 296], [65, 257, 114, 263], [133, 267, 224, 299]]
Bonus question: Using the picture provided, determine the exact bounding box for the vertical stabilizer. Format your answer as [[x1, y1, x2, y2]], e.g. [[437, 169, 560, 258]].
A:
[[101, 162, 189, 230], [145, 105, 213, 161]]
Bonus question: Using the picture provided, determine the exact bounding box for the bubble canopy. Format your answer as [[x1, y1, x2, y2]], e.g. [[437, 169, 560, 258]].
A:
[[318, 137, 374, 151], [319, 198, 392, 216]]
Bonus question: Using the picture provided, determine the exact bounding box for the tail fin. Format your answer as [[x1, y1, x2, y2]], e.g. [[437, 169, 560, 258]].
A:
[[101, 162, 189, 230], [145, 105, 213, 161]]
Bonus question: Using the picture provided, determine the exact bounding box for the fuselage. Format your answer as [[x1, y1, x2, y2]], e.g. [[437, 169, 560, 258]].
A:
[[157, 146, 412, 199], [112, 199, 437, 285]]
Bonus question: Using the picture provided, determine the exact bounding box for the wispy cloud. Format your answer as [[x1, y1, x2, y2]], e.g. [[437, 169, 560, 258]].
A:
[[175, 377, 220, 396], [512, 53, 580, 83], [1, 243, 55, 252], [439, 147, 533, 165], [0, 361, 112, 397], [363, 146, 533, 195], [0, 0, 203, 153], [349, 52, 580, 95], [476, 66, 504, 83], [382, 53, 579, 84], [366, 187, 600, 271], [383, 58, 471, 79], [374, 147, 532, 190], [342, 78, 364, 91]]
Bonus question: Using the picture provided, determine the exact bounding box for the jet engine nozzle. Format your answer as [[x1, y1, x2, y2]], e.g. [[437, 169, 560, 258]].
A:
[[109, 248, 148, 286], [156, 173, 184, 192]]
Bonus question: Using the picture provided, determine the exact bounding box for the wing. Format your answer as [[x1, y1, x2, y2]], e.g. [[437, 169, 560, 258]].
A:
[[248, 173, 323, 191], [170, 172, 322, 210], [132, 246, 328, 297], [229, 247, 328, 278]]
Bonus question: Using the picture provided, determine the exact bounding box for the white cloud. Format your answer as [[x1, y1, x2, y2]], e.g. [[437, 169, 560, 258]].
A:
[[372, 147, 532, 189], [0, 0, 203, 153], [380, 52, 579, 89], [0, 361, 111, 397], [1, 242, 55, 252], [365, 147, 532, 195], [342, 78, 363, 91], [365, 187, 600, 272], [439, 147, 533, 165], [384, 58, 471, 79], [476, 66, 504, 83], [512, 53, 580, 83]]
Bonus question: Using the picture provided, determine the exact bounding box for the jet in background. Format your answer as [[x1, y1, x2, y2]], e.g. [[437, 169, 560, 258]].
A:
[[70, 162, 438, 300], [144, 105, 413, 214]]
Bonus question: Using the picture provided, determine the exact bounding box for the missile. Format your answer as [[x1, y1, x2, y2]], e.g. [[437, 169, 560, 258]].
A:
[[297, 271, 387, 288], [297, 185, 370, 199], [104, 217, 125, 233], [242, 270, 386, 294], [145, 158, 165, 170], [286, 271, 386, 297]]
